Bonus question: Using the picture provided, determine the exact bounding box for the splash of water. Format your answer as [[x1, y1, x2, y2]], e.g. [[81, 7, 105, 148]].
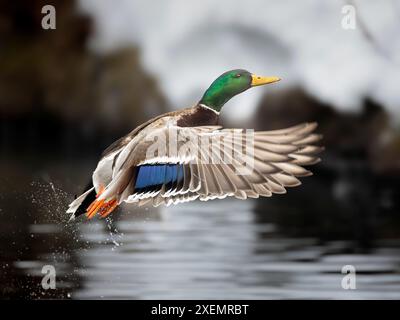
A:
[[105, 217, 124, 250]]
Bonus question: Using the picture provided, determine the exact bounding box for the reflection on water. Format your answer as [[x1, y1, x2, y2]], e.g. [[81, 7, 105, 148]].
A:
[[1, 157, 400, 299], [74, 202, 400, 299], [3, 198, 400, 299]]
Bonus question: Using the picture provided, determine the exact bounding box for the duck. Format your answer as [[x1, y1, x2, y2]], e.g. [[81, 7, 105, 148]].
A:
[[67, 69, 322, 220]]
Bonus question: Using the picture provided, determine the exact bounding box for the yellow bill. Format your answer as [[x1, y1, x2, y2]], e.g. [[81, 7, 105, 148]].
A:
[[251, 74, 281, 87]]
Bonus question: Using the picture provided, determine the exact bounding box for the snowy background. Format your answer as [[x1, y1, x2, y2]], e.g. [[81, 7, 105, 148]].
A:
[[79, 0, 400, 121]]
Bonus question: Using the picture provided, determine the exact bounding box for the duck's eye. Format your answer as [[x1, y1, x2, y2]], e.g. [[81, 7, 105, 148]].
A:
[[235, 74, 241, 78]]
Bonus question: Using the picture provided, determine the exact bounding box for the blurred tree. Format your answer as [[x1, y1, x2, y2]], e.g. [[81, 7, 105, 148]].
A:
[[0, 0, 168, 155]]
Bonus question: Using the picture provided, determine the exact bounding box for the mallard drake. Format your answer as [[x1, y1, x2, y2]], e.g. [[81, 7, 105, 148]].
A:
[[67, 69, 322, 220]]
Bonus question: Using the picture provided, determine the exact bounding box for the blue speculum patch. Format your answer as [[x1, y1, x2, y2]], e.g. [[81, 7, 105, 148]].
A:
[[135, 164, 184, 192]]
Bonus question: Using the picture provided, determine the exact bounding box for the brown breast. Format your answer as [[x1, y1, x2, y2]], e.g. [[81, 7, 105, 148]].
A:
[[177, 105, 219, 127]]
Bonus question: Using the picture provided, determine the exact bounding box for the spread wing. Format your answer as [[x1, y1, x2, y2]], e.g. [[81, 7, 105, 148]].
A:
[[95, 122, 323, 207]]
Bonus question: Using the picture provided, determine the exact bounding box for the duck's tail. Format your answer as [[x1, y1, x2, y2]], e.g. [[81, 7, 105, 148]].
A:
[[67, 185, 96, 221]]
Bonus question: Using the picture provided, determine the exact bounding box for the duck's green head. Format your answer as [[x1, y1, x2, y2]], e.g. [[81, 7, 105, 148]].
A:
[[199, 69, 280, 113]]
